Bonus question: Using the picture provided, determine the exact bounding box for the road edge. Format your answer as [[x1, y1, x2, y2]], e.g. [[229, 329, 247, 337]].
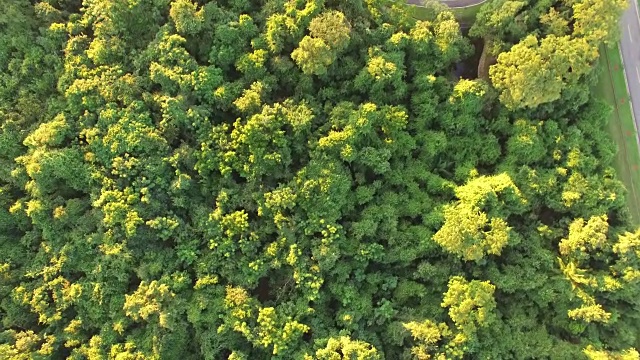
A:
[[617, 44, 640, 150], [414, 0, 488, 10]]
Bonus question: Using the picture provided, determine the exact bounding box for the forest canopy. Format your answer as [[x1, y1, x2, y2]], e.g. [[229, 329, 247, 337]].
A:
[[0, 0, 639, 359]]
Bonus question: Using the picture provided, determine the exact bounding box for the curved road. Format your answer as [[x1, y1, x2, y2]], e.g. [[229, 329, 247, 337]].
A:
[[407, 0, 486, 8], [620, 0, 640, 146]]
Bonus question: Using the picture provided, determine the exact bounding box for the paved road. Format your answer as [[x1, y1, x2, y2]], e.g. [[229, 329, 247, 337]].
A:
[[620, 0, 640, 144], [406, 0, 486, 8]]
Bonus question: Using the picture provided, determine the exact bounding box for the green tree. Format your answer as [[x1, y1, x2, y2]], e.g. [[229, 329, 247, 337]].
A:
[[490, 35, 597, 109], [433, 174, 526, 261]]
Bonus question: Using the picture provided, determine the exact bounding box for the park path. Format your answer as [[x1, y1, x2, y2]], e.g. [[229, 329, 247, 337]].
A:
[[406, 0, 487, 8]]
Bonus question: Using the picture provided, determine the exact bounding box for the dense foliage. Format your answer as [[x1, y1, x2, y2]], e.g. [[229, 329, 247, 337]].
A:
[[0, 0, 639, 358]]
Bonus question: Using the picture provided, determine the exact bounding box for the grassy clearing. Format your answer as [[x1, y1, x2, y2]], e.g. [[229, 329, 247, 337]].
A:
[[451, 3, 485, 24], [409, 4, 435, 20], [593, 45, 640, 224], [410, 3, 484, 24]]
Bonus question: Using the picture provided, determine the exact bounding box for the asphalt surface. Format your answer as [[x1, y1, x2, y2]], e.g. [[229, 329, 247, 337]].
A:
[[620, 0, 640, 143], [406, 0, 486, 8]]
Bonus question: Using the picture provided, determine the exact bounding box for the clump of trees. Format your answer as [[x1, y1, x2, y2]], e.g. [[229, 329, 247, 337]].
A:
[[0, 0, 638, 359], [471, 0, 625, 110]]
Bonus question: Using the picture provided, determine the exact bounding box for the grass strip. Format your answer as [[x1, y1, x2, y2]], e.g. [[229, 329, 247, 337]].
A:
[[594, 45, 640, 224]]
